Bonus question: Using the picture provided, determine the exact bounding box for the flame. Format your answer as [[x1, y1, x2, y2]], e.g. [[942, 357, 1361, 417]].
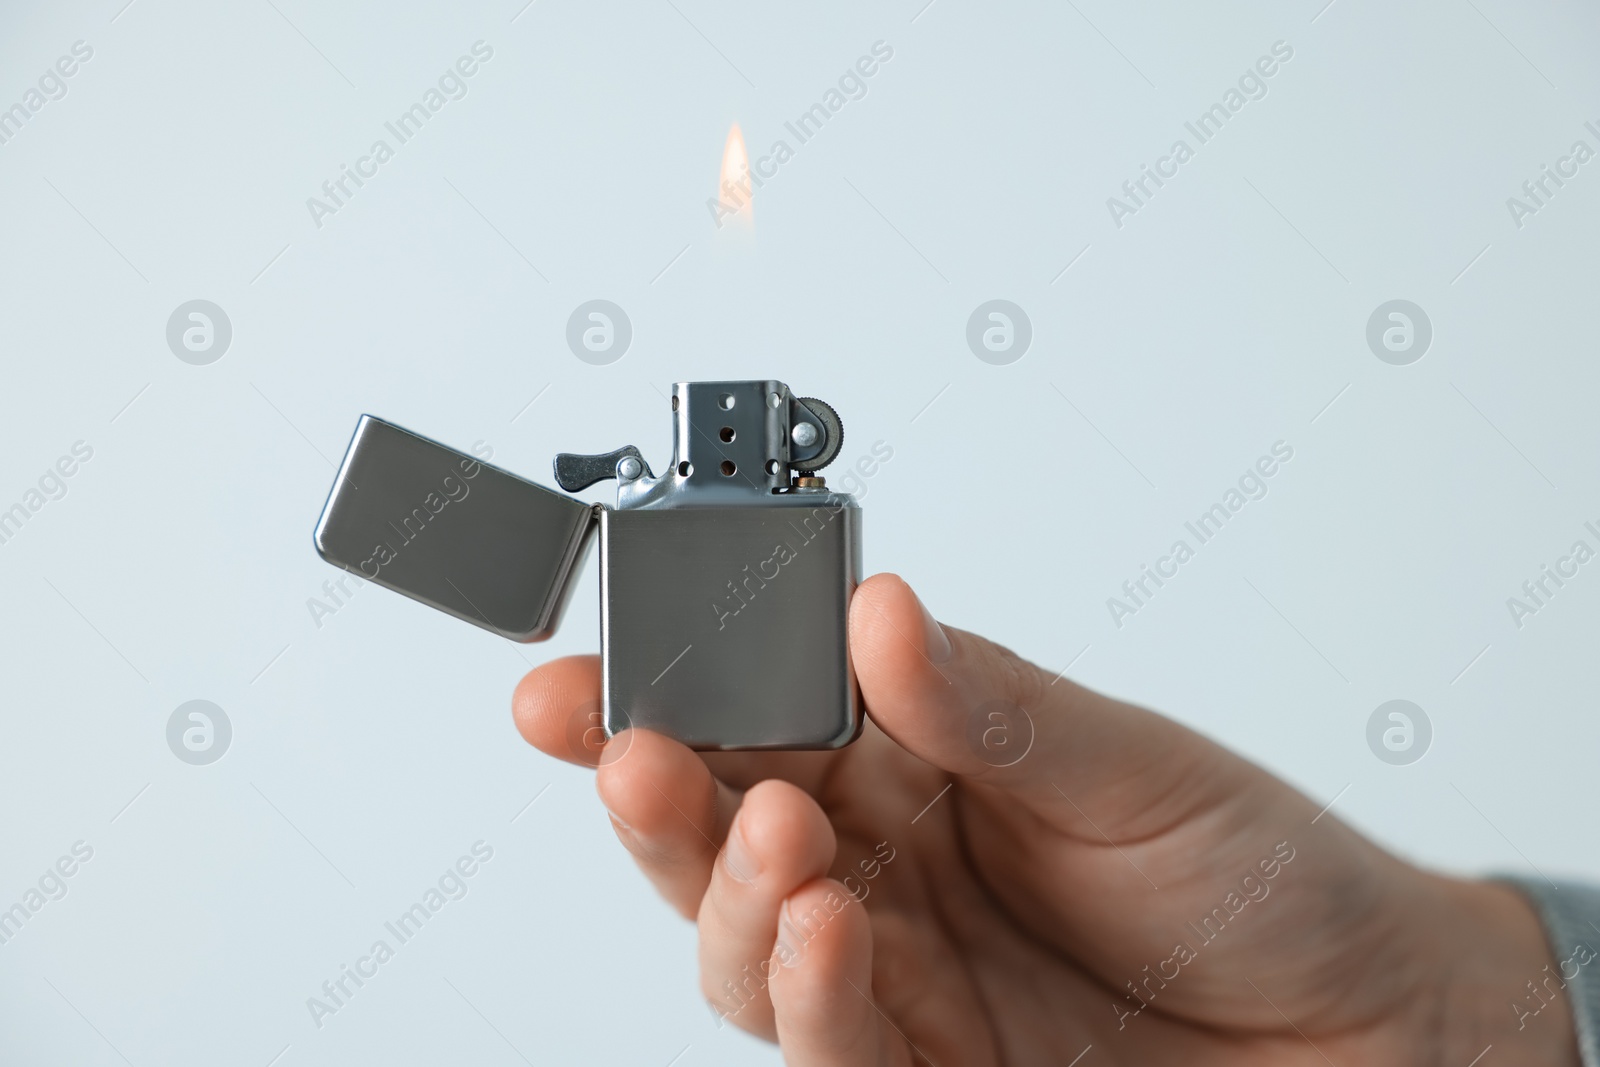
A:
[[719, 122, 753, 227]]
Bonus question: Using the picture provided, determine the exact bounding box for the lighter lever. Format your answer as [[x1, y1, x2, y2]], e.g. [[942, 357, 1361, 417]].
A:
[[313, 380, 863, 750], [552, 446, 651, 492]]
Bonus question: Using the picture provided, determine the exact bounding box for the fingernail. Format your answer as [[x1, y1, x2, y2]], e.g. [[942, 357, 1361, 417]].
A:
[[723, 814, 761, 884], [915, 588, 952, 663], [606, 810, 632, 833], [776, 900, 801, 967]]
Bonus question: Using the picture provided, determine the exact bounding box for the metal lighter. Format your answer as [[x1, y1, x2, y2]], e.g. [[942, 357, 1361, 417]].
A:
[[313, 380, 862, 750]]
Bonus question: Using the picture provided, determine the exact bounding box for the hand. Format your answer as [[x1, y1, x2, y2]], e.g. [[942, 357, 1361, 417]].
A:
[[512, 574, 1577, 1066]]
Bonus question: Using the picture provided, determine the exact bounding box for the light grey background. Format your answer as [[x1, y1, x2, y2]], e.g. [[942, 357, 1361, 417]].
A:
[[2, 0, 1597, 1063]]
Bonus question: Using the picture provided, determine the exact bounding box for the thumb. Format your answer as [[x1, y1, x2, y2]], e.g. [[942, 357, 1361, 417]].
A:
[[848, 573, 1253, 834]]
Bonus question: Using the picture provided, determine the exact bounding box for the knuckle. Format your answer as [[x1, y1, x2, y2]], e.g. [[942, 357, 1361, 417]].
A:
[[867, 910, 928, 1013], [985, 639, 1046, 711], [702, 960, 777, 1037]]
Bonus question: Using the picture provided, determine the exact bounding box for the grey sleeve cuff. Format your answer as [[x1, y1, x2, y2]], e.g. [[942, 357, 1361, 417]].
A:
[[1501, 877, 1600, 1067]]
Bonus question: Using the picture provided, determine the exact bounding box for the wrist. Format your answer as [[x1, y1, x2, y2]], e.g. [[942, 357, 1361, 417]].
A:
[[1415, 877, 1581, 1067]]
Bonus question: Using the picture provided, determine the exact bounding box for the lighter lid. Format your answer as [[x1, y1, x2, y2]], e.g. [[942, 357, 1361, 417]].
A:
[[313, 416, 596, 642]]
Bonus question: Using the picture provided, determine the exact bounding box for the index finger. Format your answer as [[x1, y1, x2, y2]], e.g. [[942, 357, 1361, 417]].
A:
[[512, 654, 610, 767]]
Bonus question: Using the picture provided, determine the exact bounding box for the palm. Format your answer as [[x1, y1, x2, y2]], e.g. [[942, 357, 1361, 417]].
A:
[[704, 713, 1418, 1065], [514, 575, 1553, 1065]]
